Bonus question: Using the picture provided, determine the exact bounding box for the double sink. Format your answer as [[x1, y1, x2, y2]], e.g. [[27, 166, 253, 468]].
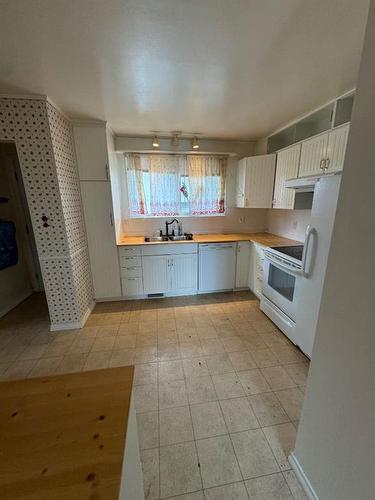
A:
[[144, 235, 193, 242]]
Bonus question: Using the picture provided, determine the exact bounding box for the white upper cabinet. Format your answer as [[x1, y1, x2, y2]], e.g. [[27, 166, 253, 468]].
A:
[[73, 125, 110, 181], [80, 181, 121, 299], [325, 124, 349, 172], [236, 154, 276, 208], [298, 132, 329, 177], [273, 144, 301, 209]]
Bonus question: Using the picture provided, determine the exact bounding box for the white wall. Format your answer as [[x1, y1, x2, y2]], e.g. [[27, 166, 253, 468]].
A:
[[267, 209, 311, 242], [0, 145, 33, 317], [292, 3, 375, 499]]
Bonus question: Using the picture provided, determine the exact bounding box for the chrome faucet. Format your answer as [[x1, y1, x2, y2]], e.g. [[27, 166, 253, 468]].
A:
[[165, 219, 179, 238]]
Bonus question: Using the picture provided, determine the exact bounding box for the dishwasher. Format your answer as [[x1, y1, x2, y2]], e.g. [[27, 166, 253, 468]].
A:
[[198, 243, 236, 292]]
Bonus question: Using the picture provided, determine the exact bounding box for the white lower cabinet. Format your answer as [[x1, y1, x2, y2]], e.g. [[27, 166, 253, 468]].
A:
[[170, 253, 198, 292], [142, 256, 169, 294], [248, 242, 265, 299], [235, 242, 251, 288]]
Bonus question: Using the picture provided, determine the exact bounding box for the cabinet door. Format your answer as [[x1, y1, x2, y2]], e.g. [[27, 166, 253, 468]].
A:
[[142, 256, 169, 294], [325, 124, 349, 172], [245, 154, 276, 208], [235, 242, 250, 288], [80, 181, 121, 299], [273, 144, 301, 209], [171, 254, 198, 292], [73, 126, 109, 181], [299, 132, 329, 177], [236, 158, 247, 207]]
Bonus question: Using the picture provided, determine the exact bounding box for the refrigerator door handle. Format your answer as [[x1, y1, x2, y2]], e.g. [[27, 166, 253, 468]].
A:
[[301, 225, 317, 277]]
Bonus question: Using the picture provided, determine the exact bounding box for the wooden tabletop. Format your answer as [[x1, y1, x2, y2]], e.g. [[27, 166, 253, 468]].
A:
[[0, 366, 134, 500], [117, 231, 302, 247]]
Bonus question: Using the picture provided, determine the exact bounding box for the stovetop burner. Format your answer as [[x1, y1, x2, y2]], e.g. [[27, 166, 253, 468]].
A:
[[271, 245, 304, 261]]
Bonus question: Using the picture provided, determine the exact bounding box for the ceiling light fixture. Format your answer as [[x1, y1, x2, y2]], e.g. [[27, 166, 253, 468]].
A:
[[192, 137, 199, 150], [152, 135, 160, 148]]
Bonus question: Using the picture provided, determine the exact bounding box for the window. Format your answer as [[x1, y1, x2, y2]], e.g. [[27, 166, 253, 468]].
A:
[[125, 153, 227, 217]]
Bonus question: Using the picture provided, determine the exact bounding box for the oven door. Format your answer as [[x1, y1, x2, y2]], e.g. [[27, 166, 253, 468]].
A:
[[262, 255, 300, 321]]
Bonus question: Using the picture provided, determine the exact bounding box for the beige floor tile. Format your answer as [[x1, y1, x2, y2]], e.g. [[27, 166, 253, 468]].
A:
[[160, 406, 194, 445], [190, 401, 227, 439], [245, 473, 293, 500], [158, 331, 178, 345], [196, 435, 242, 489], [137, 411, 159, 450], [231, 429, 280, 479], [78, 327, 99, 340], [251, 348, 280, 368], [158, 343, 181, 361], [201, 339, 225, 356], [159, 379, 188, 409], [271, 345, 305, 364], [221, 336, 247, 353], [252, 318, 278, 334], [134, 362, 158, 386], [263, 422, 296, 471], [4, 358, 37, 379], [43, 341, 72, 358], [109, 348, 135, 367], [135, 346, 158, 364], [139, 321, 158, 334], [248, 392, 290, 427], [261, 366, 297, 391], [17, 343, 48, 360], [55, 353, 88, 374], [228, 351, 257, 371], [205, 353, 234, 375], [284, 362, 309, 386], [141, 447, 159, 500], [242, 335, 267, 350], [167, 492, 204, 500], [113, 335, 136, 349], [275, 388, 305, 421], [186, 375, 217, 404], [204, 482, 249, 500], [212, 372, 245, 400], [283, 470, 308, 499], [28, 356, 61, 377], [134, 383, 158, 413], [90, 336, 116, 352], [160, 441, 202, 498], [220, 397, 259, 433], [83, 350, 111, 371], [179, 341, 203, 359], [96, 325, 119, 337], [178, 330, 200, 343], [196, 326, 218, 339], [68, 338, 96, 354], [182, 357, 210, 378], [136, 333, 157, 348], [238, 369, 271, 395], [118, 323, 139, 335], [159, 360, 184, 381]]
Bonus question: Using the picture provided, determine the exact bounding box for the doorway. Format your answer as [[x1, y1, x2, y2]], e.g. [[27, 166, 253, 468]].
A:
[[0, 142, 43, 318]]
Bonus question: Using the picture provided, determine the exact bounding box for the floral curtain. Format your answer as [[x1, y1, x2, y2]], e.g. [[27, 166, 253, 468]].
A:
[[188, 155, 227, 215], [125, 154, 146, 215]]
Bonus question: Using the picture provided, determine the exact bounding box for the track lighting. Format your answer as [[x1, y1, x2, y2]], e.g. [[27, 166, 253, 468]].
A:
[[152, 135, 159, 148], [192, 137, 199, 150]]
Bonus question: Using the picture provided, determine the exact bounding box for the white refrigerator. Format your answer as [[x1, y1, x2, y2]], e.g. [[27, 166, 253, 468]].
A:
[[295, 174, 341, 358]]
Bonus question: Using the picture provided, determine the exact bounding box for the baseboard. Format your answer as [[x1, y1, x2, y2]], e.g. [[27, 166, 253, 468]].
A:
[[50, 301, 95, 331], [0, 289, 33, 318], [289, 452, 319, 500]]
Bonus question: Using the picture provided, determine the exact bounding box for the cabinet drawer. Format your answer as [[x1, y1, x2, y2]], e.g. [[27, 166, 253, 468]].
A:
[[120, 266, 142, 278], [120, 256, 142, 267], [141, 243, 197, 256], [119, 246, 141, 257], [121, 277, 143, 297]]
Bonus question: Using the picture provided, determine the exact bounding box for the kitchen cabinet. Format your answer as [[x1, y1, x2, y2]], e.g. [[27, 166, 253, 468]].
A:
[[199, 243, 236, 292], [80, 181, 121, 299], [273, 144, 301, 209], [142, 256, 169, 294], [298, 124, 349, 177], [119, 246, 143, 297], [248, 242, 265, 299], [235, 241, 251, 288], [171, 253, 198, 292], [73, 125, 110, 181], [236, 154, 276, 208]]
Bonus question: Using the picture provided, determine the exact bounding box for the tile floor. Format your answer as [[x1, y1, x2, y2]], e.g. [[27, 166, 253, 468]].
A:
[[0, 291, 309, 499]]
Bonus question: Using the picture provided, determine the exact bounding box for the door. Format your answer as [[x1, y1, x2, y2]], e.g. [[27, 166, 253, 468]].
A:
[[80, 181, 121, 298], [73, 126, 109, 181], [235, 242, 250, 288], [170, 253, 198, 292], [273, 144, 301, 209], [325, 124, 349, 172], [245, 154, 276, 208], [142, 255, 169, 294], [299, 132, 329, 177], [236, 158, 246, 208], [199, 244, 236, 292]]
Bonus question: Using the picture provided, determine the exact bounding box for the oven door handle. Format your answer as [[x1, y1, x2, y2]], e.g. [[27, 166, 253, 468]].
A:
[[264, 253, 302, 276], [301, 225, 317, 277]]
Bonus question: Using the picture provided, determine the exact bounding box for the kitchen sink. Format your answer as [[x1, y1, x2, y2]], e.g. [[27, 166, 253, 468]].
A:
[[144, 234, 193, 242]]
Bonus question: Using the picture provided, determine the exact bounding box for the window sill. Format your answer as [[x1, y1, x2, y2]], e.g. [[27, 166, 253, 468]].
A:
[[127, 213, 227, 219]]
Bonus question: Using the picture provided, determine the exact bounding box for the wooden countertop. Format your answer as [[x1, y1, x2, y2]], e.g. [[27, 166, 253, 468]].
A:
[[0, 366, 134, 500], [117, 232, 302, 247]]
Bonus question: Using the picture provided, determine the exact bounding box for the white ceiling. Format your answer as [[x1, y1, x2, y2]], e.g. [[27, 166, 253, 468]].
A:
[[0, 0, 369, 139]]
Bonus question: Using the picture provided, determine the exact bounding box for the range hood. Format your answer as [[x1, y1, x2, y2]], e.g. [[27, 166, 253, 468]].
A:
[[284, 175, 320, 192]]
